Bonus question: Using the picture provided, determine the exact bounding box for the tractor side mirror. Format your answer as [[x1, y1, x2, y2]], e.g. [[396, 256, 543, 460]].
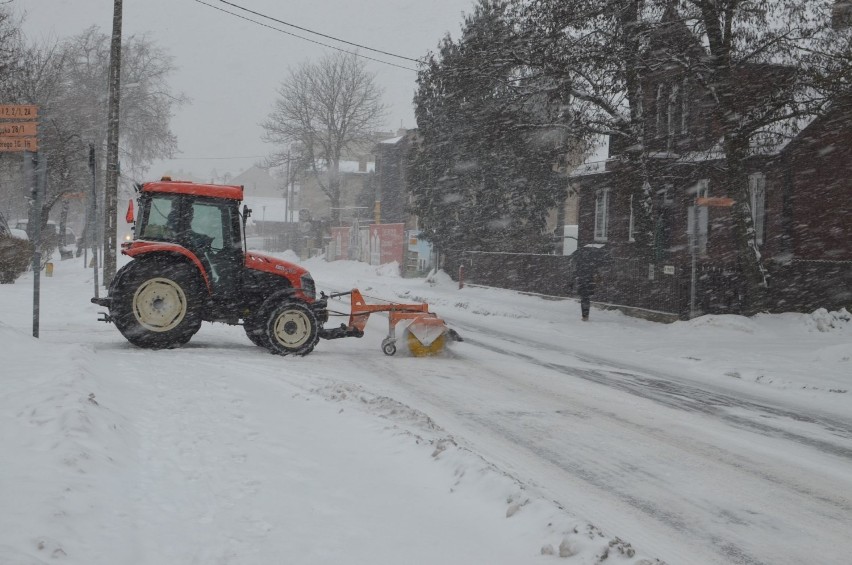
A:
[[125, 199, 135, 223]]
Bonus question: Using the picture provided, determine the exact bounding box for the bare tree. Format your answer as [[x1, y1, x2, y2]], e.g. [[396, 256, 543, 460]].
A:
[[0, 21, 187, 262], [262, 51, 387, 226], [0, 6, 23, 94], [57, 27, 186, 182]]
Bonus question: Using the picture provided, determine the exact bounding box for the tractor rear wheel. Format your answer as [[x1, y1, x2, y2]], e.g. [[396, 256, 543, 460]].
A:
[[111, 259, 203, 349], [264, 300, 319, 356]]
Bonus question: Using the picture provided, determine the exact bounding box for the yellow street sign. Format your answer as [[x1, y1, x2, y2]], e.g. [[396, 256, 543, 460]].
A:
[[0, 137, 38, 152], [0, 122, 37, 137], [0, 104, 38, 119]]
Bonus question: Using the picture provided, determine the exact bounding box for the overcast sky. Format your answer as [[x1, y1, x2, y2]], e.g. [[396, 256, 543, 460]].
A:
[[15, 0, 474, 181]]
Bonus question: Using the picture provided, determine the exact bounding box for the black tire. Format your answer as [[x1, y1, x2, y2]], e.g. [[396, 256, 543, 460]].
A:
[[243, 313, 269, 348], [110, 259, 203, 349], [264, 300, 319, 356], [382, 340, 397, 356]]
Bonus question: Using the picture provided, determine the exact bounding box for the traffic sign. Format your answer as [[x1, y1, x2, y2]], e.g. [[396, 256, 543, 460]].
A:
[[0, 104, 38, 119], [0, 137, 38, 152], [696, 196, 735, 207], [0, 122, 37, 136]]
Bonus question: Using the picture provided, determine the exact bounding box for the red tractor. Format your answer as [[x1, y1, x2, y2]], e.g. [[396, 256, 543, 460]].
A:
[[92, 179, 363, 355], [93, 178, 459, 357]]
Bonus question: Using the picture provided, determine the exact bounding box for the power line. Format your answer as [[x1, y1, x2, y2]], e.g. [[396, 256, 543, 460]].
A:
[[189, 0, 419, 72], [165, 154, 268, 160], [219, 0, 420, 63]]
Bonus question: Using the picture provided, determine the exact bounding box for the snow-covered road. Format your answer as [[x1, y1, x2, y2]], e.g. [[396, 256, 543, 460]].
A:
[[2, 254, 850, 564], [375, 319, 852, 565]]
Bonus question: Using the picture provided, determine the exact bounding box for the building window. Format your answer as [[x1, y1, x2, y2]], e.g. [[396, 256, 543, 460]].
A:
[[668, 83, 680, 148], [594, 188, 610, 242], [687, 179, 709, 255], [655, 84, 666, 137], [628, 194, 636, 242], [749, 172, 766, 246]]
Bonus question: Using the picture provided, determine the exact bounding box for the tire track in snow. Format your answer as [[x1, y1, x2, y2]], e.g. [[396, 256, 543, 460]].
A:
[[453, 321, 852, 459]]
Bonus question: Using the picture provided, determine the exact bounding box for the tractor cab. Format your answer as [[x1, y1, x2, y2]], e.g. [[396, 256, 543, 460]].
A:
[[132, 183, 246, 300]]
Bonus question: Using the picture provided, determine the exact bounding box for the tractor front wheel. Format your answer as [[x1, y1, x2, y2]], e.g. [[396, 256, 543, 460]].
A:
[[111, 260, 203, 349], [264, 300, 319, 356]]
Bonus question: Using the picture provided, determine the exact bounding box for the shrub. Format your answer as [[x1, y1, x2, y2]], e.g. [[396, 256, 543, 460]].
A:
[[0, 234, 33, 283]]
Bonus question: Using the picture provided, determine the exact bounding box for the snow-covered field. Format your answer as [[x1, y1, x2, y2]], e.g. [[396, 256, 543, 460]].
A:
[[1, 252, 850, 565]]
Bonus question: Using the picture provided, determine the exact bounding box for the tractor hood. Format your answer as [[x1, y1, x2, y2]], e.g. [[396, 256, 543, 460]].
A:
[[244, 251, 310, 279]]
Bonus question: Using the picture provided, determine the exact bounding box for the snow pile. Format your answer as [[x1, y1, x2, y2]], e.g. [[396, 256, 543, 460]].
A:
[[808, 308, 851, 333], [0, 324, 133, 564], [374, 260, 401, 278], [680, 314, 759, 333]]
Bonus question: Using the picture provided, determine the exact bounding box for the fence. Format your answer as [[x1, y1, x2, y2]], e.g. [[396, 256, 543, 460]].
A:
[[458, 250, 725, 320], [460, 251, 573, 296], [453, 250, 850, 319], [768, 259, 852, 313]]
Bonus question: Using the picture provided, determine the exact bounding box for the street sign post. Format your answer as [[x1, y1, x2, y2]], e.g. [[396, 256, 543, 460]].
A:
[[0, 105, 39, 154], [1, 104, 42, 335], [690, 196, 737, 319]]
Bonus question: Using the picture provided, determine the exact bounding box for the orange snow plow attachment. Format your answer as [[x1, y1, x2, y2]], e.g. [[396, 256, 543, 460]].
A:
[[323, 289, 461, 356]]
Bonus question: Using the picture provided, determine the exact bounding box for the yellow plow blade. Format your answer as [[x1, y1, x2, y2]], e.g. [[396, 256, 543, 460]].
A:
[[406, 331, 447, 356], [405, 316, 449, 357]]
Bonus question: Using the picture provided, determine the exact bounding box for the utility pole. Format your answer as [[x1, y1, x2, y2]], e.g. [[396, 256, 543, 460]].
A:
[[286, 148, 292, 224], [103, 0, 123, 284], [89, 144, 100, 299]]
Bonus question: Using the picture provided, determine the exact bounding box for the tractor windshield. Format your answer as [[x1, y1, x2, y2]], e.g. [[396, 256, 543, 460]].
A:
[[139, 195, 177, 241]]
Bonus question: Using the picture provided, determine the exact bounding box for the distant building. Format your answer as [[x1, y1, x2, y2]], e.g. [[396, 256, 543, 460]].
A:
[[373, 131, 414, 226], [295, 132, 394, 226], [231, 165, 282, 199]]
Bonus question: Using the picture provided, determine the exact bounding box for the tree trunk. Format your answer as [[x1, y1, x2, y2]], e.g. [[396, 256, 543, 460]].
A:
[[329, 159, 341, 226]]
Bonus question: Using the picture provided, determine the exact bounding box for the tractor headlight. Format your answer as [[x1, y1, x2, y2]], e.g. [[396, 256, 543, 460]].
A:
[[300, 274, 316, 300]]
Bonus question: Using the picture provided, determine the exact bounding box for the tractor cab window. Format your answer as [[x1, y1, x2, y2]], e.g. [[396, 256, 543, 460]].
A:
[[141, 195, 176, 240], [190, 201, 233, 251]]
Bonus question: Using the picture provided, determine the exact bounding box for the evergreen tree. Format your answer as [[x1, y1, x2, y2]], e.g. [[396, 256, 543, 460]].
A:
[[409, 0, 569, 258]]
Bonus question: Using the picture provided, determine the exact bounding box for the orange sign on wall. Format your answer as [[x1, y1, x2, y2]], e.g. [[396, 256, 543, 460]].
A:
[[696, 197, 735, 207]]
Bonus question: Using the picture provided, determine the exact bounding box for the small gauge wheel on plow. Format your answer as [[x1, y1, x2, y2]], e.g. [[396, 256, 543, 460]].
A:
[[381, 338, 397, 356]]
